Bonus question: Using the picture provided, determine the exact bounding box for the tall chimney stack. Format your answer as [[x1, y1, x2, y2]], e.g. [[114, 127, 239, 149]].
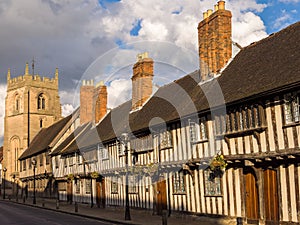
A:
[[80, 79, 95, 124], [198, 0, 232, 81], [131, 52, 154, 111], [94, 81, 107, 124]]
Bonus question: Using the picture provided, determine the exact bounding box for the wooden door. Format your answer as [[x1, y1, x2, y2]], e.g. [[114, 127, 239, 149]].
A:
[[264, 169, 279, 225], [156, 179, 167, 215], [245, 170, 259, 224], [96, 178, 106, 208], [67, 181, 73, 203]]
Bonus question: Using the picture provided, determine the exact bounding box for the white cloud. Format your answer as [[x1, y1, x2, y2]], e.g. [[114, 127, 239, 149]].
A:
[[107, 79, 131, 109], [0, 84, 6, 145], [61, 104, 75, 117], [273, 10, 292, 30]]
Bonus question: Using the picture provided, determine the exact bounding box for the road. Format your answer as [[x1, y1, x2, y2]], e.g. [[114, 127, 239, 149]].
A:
[[0, 201, 114, 225]]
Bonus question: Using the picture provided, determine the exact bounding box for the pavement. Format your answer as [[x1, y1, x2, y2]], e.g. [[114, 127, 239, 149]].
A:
[[0, 197, 235, 225]]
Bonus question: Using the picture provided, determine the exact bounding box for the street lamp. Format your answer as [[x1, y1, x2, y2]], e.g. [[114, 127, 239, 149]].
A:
[[120, 132, 131, 221], [32, 158, 37, 204], [2, 167, 7, 199]]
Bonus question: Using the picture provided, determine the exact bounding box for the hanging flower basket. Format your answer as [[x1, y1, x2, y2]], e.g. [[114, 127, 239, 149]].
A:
[[90, 171, 100, 179], [67, 174, 74, 181], [209, 154, 227, 171]]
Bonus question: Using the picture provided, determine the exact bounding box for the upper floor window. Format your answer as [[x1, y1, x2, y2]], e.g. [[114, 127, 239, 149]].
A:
[[76, 153, 83, 164], [215, 104, 265, 135], [160, 128, 172, 149], [37, 93, 45, 110], [284, 93, 300, 124], [98, 145, 109, 160], [189, 117, 207, 142], [117, 141, 125, 156], [15, 95, 20, 112], [131, 135, 153, 152], [173, 172, 186, 194]]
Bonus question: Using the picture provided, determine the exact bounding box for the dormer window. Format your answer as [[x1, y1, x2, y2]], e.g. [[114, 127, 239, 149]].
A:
[[37, 94, 45, 110]]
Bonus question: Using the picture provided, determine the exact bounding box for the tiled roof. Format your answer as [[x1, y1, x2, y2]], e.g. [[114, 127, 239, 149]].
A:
[[19, 115, 73, 160], [58, 21, 300, 152]]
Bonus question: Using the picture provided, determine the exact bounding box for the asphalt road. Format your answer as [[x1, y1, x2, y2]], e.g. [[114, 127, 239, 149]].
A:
[[0, 201, 113, 225]]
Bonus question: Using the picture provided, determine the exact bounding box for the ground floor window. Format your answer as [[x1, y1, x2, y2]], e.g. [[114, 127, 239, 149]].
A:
[[204, 170, 222, 196]]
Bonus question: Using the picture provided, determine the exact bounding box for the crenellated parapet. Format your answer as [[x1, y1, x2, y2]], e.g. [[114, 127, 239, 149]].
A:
[[7, 63, 59, 91]]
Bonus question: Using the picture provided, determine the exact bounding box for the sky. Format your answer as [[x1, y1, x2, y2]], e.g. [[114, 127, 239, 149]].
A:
[[0, 0, 299, 144]]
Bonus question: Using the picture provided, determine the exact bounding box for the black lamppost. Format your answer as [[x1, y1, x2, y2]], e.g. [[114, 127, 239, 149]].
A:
[[2, 167, 7, 199], [32, 158, 37, 204], [120, 133, 131, 221]]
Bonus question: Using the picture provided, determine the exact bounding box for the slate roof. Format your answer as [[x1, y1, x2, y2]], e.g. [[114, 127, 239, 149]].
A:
[[57, 21, 300, 153], [19, 115, 73, 160]]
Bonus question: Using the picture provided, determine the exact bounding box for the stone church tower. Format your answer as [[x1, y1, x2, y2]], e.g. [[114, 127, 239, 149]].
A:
[[3, 63, 61, 185]]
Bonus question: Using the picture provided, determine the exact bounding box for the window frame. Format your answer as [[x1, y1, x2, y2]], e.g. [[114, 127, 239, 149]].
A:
[[173, 172, 186, 195], [204, 170, 222, 197]]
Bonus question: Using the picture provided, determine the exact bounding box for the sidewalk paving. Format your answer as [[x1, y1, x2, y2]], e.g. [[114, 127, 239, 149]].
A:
[[1, 197, 235, 225]]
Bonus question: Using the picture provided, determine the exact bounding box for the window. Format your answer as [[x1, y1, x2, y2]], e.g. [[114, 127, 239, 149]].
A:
[[117, 141, 125, 156], [40, 119, 43, 128], [215, 105, 264, 135], [131, 135, 154, 152], [23, 160, 26, 171], [128, 175, 138, 194], [189, 117, 207, 142], [37, 93, 45, 110], [111, 177, 118, 194], [98, 145, 109, 160], [204, 170, 222, 196], [15, 96, 20, 111], [160, 128, 172, 149], [39, 154, 43, 166], [173, 172, 186, 194], [85, 179, 91, 194], [82, 149, 97, 162], [284, 93, 300, 124], [76, 153, 82, 164], [68, 156, 74, 166], [55, 156, 59, 168], [29, 158, 32, 169], [46, 153, 50, 165]]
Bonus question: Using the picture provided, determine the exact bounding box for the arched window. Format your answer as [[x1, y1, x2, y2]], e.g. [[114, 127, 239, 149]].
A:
[[15, 94, 20, 111], [37, 94, 46, 110], [11, 137, 20, 172]]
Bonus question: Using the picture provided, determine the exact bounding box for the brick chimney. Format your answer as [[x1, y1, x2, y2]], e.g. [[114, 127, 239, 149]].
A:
[[80, 79, 94, 124], [198, 1, 232, 81], [80, 80, 108, 125], [94, 81, 107, 124], [131, 52, 154, 110]]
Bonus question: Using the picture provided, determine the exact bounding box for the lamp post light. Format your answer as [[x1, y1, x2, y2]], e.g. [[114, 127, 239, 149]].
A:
[[120, 132, 131, 221], [3, 167, 7, 199], [32, 158, 37, 204]]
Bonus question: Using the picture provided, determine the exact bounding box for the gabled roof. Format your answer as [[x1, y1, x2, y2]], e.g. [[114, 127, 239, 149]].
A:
[[19, 114, 73, 160]]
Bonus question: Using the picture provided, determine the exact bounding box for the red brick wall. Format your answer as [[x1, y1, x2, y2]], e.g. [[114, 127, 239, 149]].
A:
[[198, 1, 232, 80]]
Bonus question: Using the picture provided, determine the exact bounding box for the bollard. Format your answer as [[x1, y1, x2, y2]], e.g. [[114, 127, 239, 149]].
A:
[[42, 199, 45, 207], [75, 202, 78, 213], [237, 217, 243, 225], [23, 196, 26, 203], [56, 199, 59, 210], [162, 210, 168, 225]]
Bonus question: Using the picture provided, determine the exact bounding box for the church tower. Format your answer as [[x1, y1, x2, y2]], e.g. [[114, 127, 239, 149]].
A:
[[3, 63, 62, 186]]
